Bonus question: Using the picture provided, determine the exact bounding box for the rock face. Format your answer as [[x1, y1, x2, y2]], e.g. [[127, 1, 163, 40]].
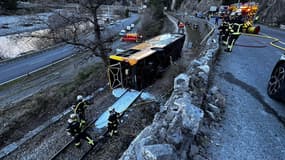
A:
[[119, 74, 204, 160], [142, 144, 178, 160], [256, 0, 285, 25], [120, 20, 220, 160], [179, 0, 222, 14]]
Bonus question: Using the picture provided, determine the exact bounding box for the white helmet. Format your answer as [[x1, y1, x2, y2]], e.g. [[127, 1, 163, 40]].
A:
[[68, 114, 77, 123], [67, 118, 73, 123], [109, 108, 116, 113], [70, 113, 77, 119], [77, 95, 83, 101]]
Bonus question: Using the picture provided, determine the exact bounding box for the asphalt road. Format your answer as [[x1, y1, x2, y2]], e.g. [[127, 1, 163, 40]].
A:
[[207, 26, 285, 159], [0, 14, 139, 85]]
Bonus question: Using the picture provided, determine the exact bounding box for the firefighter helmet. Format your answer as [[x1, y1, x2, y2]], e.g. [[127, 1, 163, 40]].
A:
[[70, 113, 77, 120], [109, 108, 116, 113], [77, 95, 83, 101], [67, 118, 73, 123]]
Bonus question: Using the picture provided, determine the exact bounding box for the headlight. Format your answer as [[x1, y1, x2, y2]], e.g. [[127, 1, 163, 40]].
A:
[[280, 54, 285, 61]]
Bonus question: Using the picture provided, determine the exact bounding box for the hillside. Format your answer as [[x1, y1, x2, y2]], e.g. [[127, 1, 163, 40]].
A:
[[256, 0, 285, 25]]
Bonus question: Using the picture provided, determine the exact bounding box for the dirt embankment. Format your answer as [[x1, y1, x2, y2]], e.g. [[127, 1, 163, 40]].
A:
[[0, 59, 107, 149]]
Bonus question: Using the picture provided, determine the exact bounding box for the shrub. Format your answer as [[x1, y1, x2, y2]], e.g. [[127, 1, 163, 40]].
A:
[[0, 0, 18, 10]]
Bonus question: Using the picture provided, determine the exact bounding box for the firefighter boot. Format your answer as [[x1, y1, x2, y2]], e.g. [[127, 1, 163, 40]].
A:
[[75, 142, 81, 148], [224, 48, 231, 52], [86, 137, 94, 146], [114, 130, 119, 136], [108, 130, 114, 137]]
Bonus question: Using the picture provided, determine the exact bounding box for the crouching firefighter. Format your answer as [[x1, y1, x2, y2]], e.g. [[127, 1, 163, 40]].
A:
[[107, 108, 120, 137], [225, 23, 242, 52], [72, 95, 88, 126], [66, 113, 95, 147]]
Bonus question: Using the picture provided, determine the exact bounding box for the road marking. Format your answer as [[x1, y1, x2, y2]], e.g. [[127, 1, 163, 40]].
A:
[[0, 54, 75, 87], [242, 33, 285, 51], [279, 41, 285, 45]]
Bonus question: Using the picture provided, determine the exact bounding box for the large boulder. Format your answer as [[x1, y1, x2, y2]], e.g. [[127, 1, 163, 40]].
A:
[[142, 144, 178, 160]]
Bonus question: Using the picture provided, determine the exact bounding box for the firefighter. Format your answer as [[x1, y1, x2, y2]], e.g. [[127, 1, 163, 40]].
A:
[[72, 95, 88, 125], [218, 21, 226, 42], [218, 21, 230, 45], [225, 22, 242, 52], [215, 16, 219, 25], [178, 21, 185, 33], [66, 113, 95, 147], [107, 108, 120, 137]]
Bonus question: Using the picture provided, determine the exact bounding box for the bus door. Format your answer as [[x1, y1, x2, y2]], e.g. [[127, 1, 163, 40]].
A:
[[108, 62, 123, 89]]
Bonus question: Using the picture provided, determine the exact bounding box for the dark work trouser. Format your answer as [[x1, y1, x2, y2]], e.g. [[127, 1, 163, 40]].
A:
[[74, 132, 94, 147], [108, 122, 118, 136], [227, 34, 240, 52], [222, 33, 229, 45]]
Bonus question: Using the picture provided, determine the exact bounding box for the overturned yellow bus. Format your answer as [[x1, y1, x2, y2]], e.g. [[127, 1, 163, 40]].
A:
[[108, 33, 185, 90]]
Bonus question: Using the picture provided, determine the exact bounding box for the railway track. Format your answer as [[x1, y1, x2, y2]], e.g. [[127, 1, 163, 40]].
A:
[[49, 89, 142, 160]]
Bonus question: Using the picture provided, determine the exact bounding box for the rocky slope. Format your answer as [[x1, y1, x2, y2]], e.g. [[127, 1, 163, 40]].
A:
[[179, 0, 222, 14], [256, 0, 285, 25]]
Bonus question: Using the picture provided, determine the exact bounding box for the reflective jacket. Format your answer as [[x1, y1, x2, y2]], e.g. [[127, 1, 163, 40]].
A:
[[73, 101, 87, 114], [232, 23, 242, 35], [108, 112, 120, 126]]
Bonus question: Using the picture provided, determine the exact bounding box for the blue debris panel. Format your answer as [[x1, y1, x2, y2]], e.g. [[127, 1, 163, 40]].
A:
[[95, 89, 141, 128]]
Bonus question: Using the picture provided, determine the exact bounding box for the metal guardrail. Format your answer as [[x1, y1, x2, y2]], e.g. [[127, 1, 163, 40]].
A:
[[167, 12, 214, 46], [200, 21, 215, 45]]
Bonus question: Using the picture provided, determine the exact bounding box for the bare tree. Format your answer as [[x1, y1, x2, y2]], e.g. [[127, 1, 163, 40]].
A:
[[37, 0, 116, 66]]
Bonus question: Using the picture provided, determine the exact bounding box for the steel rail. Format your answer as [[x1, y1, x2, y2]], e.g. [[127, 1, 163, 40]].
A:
[[49, 89, 144, 160]]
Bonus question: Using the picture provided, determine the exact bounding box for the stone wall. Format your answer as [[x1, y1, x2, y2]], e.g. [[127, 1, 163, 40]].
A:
[[120, 20, 219, 160]]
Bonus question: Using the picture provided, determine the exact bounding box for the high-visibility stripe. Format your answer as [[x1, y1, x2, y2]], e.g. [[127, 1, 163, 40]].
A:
[[228, 39, 236, 51], [74, 102, 83, 113], [109, 55, 126, 62], [232, 33, 241, 35], [86, 137, 94, 145]]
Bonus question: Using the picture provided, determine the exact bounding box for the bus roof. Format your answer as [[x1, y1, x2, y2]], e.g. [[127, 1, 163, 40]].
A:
[[132, 33, 183, 50], [110, 33, 184, 65]]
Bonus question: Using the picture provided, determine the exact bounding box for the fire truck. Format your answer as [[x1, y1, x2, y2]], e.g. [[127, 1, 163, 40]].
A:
[[121, 33, 143, 43], [227, 2, 260, 34]]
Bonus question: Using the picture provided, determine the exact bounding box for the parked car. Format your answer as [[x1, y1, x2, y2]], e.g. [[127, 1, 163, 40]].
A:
[[119, 29, 126, 36], [130, 23, 135, 28], [195, 12, 205, 19], [267, 53, 285, 101], [126, 25, 131, 31], [110, 20, 115, 25], [99, 25, 105, 31]]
